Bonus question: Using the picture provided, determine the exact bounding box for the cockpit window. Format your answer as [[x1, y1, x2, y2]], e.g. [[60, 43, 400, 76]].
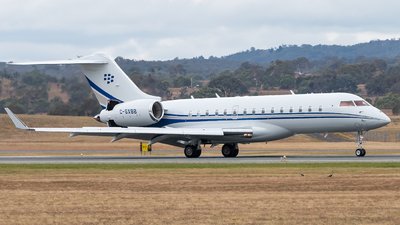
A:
[[339, 101, 355, 107], [354, 100, 369, 106]]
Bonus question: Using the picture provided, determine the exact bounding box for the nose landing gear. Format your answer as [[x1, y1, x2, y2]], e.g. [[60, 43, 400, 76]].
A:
[[355, 131, 366, 157]]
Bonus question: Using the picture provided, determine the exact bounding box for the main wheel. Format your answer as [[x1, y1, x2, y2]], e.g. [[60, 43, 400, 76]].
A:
[[184, 145, 201, 158], [361, 148, 366, 156], [193, 149, 202, 158], [221, 144, 239, 157], [355, 148, 366, 157], [230, 147, 239, 157]]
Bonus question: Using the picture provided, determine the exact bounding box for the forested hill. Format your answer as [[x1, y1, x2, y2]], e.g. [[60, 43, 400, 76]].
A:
[[225, 39, 400, 63], [116, 39, 400, 77], [2, 39, 400, 115], [2, 39, 400, 78]]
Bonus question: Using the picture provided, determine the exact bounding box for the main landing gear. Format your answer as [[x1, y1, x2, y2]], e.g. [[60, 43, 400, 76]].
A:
[[184, 145, 202, 158], [221, 143, 239, 158], [355, 130, 366, 157], [183, 143, 240, 158]]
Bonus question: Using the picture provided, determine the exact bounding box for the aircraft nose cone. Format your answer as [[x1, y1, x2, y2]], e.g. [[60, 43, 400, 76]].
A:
[[375, 111, 391, 127], [364, 110, 391, 130], [381, 113, 391, 126]]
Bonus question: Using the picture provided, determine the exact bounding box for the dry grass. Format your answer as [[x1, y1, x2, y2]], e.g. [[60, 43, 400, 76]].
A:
[[0, 166, 399, 225]]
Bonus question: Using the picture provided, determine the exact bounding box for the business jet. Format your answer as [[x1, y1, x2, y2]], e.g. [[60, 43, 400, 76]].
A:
[[5, 53, 391, 158]]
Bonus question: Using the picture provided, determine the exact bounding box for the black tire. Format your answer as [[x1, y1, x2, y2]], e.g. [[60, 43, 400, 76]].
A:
[[361, 148, 366, 156], [184, 145, 195, 158], [222, 144, 232, 157], [230, 147, 239, 157], [193, 149, 202, 158], [222, 144, 239, 157], [184, 145, 201, 158], [355, 148, 365, 157]]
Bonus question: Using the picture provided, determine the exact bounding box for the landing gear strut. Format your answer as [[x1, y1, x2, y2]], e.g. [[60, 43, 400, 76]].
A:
[[355, 131, 366, 157], [184, 145, 201, 158], [221, 143, 239, 157]]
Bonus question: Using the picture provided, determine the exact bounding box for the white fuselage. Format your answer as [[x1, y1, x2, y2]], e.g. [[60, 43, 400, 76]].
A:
[[147, 93, 390, 143]]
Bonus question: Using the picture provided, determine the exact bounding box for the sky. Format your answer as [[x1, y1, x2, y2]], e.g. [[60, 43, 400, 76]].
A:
[[1, 0, 400, 61]]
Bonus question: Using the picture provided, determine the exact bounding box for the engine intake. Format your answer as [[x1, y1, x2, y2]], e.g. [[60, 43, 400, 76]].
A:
[[150, 101, 163, 121]]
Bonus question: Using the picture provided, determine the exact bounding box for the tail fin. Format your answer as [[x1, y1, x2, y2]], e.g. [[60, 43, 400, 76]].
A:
[[9, 53, 160, 108]]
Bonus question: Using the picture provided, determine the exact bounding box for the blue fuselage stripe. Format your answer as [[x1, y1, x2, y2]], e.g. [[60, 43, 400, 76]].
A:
[[151, 113, 370, 127], [85, 76, 122, 102]]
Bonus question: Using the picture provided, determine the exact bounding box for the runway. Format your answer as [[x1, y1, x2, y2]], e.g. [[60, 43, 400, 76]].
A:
[[0, 155, 400, 164]]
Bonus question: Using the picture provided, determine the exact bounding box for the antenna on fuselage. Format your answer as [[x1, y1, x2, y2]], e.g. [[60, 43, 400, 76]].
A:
[[215, 93, 220, 98], [290, 90, 295, 95]]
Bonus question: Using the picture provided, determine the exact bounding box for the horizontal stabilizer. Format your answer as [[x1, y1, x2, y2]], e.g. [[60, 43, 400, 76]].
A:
[[7, 53, 161, 106], [8, 59, 108, 65]]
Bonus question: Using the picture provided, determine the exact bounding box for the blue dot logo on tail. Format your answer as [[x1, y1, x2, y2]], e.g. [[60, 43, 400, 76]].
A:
[[103, 74, 115, 84]]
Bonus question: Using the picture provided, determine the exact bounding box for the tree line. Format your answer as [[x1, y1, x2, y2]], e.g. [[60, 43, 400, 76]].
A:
[[1, 55, 400, 115]]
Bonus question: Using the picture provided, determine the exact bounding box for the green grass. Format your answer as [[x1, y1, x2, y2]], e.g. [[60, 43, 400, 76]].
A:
[[0, 162, 399, 171]]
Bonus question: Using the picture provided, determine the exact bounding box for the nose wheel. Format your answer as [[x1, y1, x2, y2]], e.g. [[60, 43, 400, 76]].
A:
[[355, 131, 366, 157], [355, 148, 366, 157]]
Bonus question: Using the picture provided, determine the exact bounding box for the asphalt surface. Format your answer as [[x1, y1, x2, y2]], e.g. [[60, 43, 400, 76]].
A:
[[0, 155, 399, 164]]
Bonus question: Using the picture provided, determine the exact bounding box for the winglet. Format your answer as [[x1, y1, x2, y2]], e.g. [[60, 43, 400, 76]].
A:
[[4, 108, 30, 130]]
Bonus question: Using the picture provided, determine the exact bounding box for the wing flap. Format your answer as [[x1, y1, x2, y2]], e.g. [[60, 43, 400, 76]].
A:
[[34, 127, 225, 136]]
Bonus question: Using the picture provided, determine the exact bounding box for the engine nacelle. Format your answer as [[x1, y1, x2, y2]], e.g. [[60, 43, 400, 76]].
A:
[[98, 99, 164, 127]]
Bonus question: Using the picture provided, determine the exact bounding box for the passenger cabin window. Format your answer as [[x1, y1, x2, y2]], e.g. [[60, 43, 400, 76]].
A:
[[261, 108, 265, 114], [299, 106, 302, 112], [354, 100, 369, 106], [289, 107, 293, 113], [340, 101, 355, 107], [223, 109, 227, 116], [215, 109, 219, 116], [243, 108, 247, 115], [318, 105, 322, 112], [271, 107, 275, 113], [308, 106, 312, 112], [252, 108, 256, 114], [205, 110, 209, 116], [280, 107, 283, 113]]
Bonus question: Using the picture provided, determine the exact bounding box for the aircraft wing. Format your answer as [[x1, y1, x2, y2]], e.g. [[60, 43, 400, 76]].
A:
[[5, 108, 253, 143]]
